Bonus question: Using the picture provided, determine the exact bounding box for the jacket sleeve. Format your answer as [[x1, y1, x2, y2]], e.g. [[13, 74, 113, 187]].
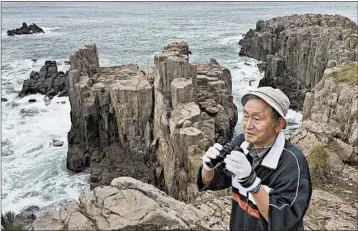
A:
[[267, 151, 312, 231], [196, 166, 232, 192]]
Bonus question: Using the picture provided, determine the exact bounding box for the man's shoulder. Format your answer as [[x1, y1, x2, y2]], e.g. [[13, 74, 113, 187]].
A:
[[282, 140, 308, 165]]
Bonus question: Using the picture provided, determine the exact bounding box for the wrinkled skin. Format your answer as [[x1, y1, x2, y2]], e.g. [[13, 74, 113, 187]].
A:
[[242, 98, 285, 149]]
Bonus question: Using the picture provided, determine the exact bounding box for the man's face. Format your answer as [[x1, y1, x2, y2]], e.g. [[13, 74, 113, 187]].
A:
[[242, 98, 278, 148]]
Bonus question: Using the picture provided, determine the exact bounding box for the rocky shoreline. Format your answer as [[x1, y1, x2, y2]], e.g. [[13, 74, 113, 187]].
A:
[[9, 13, 358, 231], [239, 13, 358, 110]]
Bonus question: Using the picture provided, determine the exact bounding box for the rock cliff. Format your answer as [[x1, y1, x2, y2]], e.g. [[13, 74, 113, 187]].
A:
[[239, 14, 358, 109], [291, 62, 358, 229], [66, 42, 237, 201]]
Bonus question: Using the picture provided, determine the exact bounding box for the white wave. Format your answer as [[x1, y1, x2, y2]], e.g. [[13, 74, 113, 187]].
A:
[[217, 35, 243, 45], [1, 58, 69, 99], [1, 95, 90, 213], [42, 27, 62, 32]]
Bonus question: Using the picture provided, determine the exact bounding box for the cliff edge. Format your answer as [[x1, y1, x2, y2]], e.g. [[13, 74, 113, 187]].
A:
[[239, 14, 358, 109], [66, 42, 237, 201]]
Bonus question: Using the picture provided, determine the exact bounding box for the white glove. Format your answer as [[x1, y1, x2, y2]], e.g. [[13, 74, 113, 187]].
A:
[[224, 150, 252, 179], [224, 151, 260, 190], [202, 143, 223, 170]]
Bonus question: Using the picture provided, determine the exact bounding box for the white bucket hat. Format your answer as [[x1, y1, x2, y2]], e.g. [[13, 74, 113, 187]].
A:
[[241, 87, 290, 127]]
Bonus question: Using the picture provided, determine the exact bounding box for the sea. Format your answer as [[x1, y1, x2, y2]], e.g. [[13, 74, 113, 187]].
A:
[[1, 2, 357, 213]]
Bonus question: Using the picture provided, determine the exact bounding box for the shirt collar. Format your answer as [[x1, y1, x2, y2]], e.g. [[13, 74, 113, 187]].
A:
[[240, 132, 286, 170]]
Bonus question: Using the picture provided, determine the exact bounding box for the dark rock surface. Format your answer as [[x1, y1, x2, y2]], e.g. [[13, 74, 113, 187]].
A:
[[52, 140, 64, 147], [14, 205, 39, 230], [7, 23, 44, 36], [18, 61, 69, 99]]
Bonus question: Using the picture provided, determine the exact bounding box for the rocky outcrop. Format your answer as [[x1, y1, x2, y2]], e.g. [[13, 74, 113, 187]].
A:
[[14, 206, 39, 230], [291, 62, 357, 165], [239, 14, 358, 109], [304, 189, 357, 230], [7, 22, 44, 36], [291, 62, 358, 229], [29, 177, 357, 230], [66, 42, 237, 201], [31, 177, 231, 230], [18, 61, 69, 99]]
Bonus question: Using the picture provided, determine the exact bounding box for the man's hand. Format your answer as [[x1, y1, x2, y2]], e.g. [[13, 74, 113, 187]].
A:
[[224, 151, 260, 190], [202, 143, 223, 170]]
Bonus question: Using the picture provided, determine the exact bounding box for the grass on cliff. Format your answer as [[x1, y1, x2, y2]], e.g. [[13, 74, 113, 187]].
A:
[[1, 211, 24, 231], [307, 145, 329, 187], [327, 61, 358, 84]]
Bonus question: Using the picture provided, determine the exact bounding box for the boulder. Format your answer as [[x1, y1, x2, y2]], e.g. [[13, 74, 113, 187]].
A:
[[52, 140, 64, 147]]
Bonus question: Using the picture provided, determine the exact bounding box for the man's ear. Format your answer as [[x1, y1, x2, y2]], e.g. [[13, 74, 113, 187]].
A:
[[275, 117, 286, 132]]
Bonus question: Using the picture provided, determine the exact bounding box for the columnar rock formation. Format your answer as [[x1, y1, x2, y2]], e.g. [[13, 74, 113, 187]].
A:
[[291, 61, 358, 176], [291, 62, 357, 229], [239, 14, 358, 109], [66, 42, 237, 201], [18, 61, 69, 98]]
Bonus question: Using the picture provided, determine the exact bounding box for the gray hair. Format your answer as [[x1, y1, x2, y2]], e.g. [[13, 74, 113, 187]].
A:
[[242, 94, 281, 125]]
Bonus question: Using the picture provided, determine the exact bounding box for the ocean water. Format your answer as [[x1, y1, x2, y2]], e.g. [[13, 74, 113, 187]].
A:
[[1, 2, 357, 213]]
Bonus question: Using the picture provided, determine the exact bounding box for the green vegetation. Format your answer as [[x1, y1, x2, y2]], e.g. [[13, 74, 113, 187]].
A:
[[327, 61, 358, 84], [307, 145, 329, 187], [1, 211, 24, 231]]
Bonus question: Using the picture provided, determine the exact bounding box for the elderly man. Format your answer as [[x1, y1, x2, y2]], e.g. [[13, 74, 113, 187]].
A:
[[197, 87, 312, 231]]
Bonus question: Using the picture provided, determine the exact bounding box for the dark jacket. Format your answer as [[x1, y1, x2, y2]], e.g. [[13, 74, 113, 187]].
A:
[[197, 132, 312, 231]]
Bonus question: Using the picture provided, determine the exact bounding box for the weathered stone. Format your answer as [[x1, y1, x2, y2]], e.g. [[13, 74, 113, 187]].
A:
[[304, 189, 357, 230], [291, 62, 357, 229], [66, 42, 237, 202], [206, 106, 219, 115], [52, 140, 64, 147], [169, 102, 201, 135], [18, 61, 69, 98], [171, 77, 195, 109], [32, 177, 230, 230], [239, 14, 358, 110]]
